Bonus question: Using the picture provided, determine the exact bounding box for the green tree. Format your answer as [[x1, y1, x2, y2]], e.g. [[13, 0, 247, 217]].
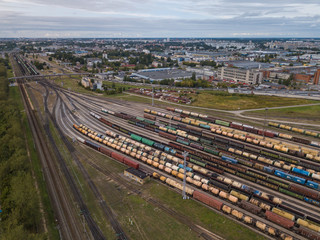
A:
[[191, 72, 196, 81]]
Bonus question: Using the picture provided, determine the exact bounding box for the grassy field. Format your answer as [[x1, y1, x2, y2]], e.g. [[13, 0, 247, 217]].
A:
[[79, 145, 266, 240], [52, 74, 318, 111], [245, 105, 320, 124], [107, 90, 319, 112], [53, 76, 101, 96], [186, 91, 318, 110]]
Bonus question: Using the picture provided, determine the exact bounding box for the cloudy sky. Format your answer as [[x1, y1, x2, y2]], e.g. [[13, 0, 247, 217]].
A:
[[0, 0, 320, 38]]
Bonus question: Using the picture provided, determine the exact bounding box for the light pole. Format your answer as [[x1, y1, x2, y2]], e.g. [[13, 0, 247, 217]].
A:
[[182, 151, 189, 200]]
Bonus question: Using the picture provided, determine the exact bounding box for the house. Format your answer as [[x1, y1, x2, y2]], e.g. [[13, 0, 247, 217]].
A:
[[81, 77, 90, 88], [87, 58, 102, 67]]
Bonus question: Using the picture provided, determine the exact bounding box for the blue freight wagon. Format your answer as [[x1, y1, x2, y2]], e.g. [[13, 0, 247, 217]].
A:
[[292, 167, 311, 177], [178, 164, 193, 172], [263, 166, 274, 173], [274, 170, 306, 184], [221, 155, 238, 164], [199, 123, 211, 129], [304, 197, 320, 206], [306, 180, 320, 190]]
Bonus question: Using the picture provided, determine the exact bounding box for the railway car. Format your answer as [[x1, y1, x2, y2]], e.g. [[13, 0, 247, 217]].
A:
[[85, 140, 100, 151], [239, 200, 262, 215], [221, 155, 238, 164], [193, 191, 223, 210], [289, 184, 320, 200], [271, 208, 295, 221], [297, 226, 320, 240], [274, 170, 306, 184], [265, 211, 294, 229], [100, 146, 112, 156], [297, 218, 320, 232], [306, 180, 320, 190], [123, 157, 139, 169]]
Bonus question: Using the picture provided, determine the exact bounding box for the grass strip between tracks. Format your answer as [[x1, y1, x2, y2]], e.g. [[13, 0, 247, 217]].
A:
[[47, 121, 116, 238]]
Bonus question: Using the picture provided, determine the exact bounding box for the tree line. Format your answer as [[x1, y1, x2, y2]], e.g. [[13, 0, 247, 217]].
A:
[[0, 59, 45, 239]]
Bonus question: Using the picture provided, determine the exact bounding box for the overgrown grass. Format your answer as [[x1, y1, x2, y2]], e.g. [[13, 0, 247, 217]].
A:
[[245, 105, 320, 124], [187, 91, 318, 110], [84, 153, 200, 240], [54, 77, 91, 94], [148, 182, 267, 240], [48, 123, 115, 238]]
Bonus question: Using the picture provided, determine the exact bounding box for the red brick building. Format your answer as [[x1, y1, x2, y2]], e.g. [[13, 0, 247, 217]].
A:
[[314, 69, 320, 85]]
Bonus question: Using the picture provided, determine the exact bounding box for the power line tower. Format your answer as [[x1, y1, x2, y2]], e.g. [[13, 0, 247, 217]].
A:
[[182, 151, 189, 199]]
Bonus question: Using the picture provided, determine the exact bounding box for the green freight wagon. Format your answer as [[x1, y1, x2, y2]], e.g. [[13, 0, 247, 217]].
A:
[[215, 119, 230, 127], [130, 134, 142, 142], [190, 158, 207, 168], [141, 138, 155, 146]]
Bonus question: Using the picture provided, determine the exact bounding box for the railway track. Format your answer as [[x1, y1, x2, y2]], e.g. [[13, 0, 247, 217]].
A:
[[25, 76, 318, 240], [13, 55, 107, 240], [36, 80, 129, 240], [46, 84, 296, 238], [18, 80, 85, 239], [39, 80, 227, 240]]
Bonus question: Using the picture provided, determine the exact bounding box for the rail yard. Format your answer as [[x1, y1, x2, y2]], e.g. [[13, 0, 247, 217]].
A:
[[12, 53, 320, 240]]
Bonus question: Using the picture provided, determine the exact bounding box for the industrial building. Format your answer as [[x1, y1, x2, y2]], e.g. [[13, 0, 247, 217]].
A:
[[124, 168, 149, 184], [314, 69, 320, 85], [131, 68, 193, 82], [217, 67, 263, 85]]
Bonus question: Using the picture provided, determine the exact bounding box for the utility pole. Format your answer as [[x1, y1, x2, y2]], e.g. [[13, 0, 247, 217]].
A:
[[182, 151, 189, 200], [264, 108, 268, 138], [152, 86, 154, 106]]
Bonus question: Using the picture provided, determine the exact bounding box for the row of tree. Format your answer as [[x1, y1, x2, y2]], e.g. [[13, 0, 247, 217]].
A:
[[0, 60, 44, 239]]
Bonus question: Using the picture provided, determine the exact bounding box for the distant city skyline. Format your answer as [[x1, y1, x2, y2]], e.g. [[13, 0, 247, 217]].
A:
[[1, 0, 320, 38]]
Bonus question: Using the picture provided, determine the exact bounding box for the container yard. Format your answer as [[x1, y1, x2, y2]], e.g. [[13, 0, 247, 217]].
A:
[[12, 53, 320, 240]]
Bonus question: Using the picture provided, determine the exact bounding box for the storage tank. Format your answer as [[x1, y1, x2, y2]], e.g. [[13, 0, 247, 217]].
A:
[[222, 205, 232, 214]]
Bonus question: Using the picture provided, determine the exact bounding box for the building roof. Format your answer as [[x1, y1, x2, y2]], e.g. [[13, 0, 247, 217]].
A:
[[132, 68, 192, 81], [125, 168, 148, 179], [226, 61, 274, 70]]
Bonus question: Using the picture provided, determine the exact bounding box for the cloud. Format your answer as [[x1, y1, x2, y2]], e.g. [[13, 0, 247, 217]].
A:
[[0, 0, 319, 37]]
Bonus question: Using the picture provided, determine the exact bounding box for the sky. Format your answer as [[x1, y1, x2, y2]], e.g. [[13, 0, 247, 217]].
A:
[[0, 0, 320, 38]]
